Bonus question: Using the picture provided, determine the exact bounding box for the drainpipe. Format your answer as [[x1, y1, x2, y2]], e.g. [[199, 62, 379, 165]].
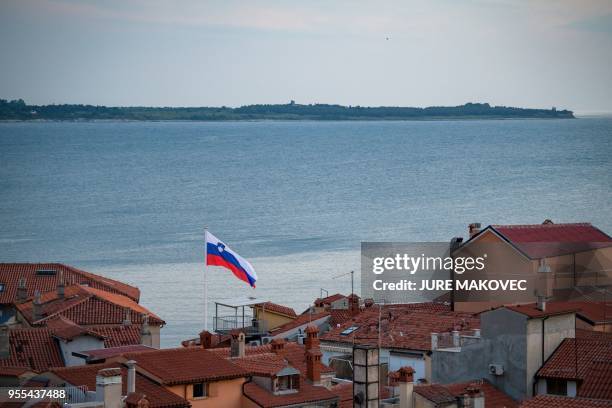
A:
[[242, 377, 263, 407]]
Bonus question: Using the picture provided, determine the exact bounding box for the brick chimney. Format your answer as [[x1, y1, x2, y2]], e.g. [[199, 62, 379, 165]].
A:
[[348, 294, 360, 316], [271, 338, 285, 356], [199, 330, 213, 349], [0, 325, 9, 359], [397, 366, 415, 408], [16, 278, 27, 303], [468, 223, 481, 238], [304, 325, 319, 352], [306, 348, 322, 384], [32, 290, 42, 322], [140, 315, 152, 347], [57, 270, 65, 299], [230, 331, 245, 358], [126, 360, 136, 394], [96, 367, 123, 408], [460, 384, 485, 408]]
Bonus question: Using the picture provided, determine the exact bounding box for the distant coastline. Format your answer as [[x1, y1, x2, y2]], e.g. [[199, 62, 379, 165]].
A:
[[0, 99, 574, 121]]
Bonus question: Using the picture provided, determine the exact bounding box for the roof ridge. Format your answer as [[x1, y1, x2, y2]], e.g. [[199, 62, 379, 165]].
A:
[[492, 223, 593, 229]]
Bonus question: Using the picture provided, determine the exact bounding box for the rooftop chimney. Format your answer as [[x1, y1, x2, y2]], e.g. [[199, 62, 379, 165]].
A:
[[199, 330, 213, 349], [126, 360, 136, 394], [57, 270, 65, 299], [16, 278, 27, 303], [536, 295, 546, 312], [348, 294, 360, 316], [468, 223, 482, 238], [230, 331, 245, 358], [304, 325, 319, 352], [0, 325, 9, 359], [397, 366, 415, 408], [537, 258, 553, 300], [271, 338, 285, 356], [135, 395, 150, 408], [306, 348, 322, 384], [33, 290, 42, 322], [353, 345, 379, 408], [140, 315, 152, 347], [460, 384, 485, 408], [96, 367, 122, 408]]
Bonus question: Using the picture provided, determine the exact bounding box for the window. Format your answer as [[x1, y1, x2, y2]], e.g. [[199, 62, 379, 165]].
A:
[[0, 283, 4, 293], [546, 379, 567, 396], [276, 375, 299, 393], [192, 382, 207, 398], [340, 326, 359, 336]]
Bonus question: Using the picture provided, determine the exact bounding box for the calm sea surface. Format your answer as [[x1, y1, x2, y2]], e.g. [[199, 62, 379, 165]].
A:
[[1, 119, 611, 346]]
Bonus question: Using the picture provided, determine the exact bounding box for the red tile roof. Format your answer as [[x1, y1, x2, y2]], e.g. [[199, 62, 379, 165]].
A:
[[413, 380, 517, 408], [49, 363, 189, 408], [121, 347, 248, 385], [320, 303, 476, 351], [16, 284, 163, 326], [75, 345, 154, 362], [576, 329, 612, 341], [503, 303, 578, 319], [329, 310, 353, 326], [519, 395, 612, 408], [0, 329, 64, 372], [243, 380, 338, 408], [331, 382, 353, 408], [314, 293, 346, 307], [488, 223, 612, 258], [44, 315, 106, 341], [90, 324, 143, 348], [536, 337, 612, 381], [269, 311, 331, 336], [0, 263, 140, 304], [209, 342, 335, 375], [254, 302, 297, 318], [0, 322, 144, 373], [578, 360, 612, 400], [443, 380, 518, 408]]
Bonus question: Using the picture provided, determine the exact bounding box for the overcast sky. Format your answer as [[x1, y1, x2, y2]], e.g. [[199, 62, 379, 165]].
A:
[[1, 0, 611, 113]]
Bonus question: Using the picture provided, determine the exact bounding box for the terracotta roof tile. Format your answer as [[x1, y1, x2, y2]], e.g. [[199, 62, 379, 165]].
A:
[[243, 380, 338, 408], [537, 337, 612, 381], [0, 323, 144, 373], [16, 284, 163, 326], [0, 263, 140, 304], [75, 345, 154, 362], [0, 329, 64, 372], [314, 294, 346, 307], [519, 395, 612, 408], [210, 342, 335, 374], [269, 311, 331, 336], [50, 363, 189, 408], [331, 382, 353, 408], [45, 315, 106, 341], [503, 303, 579, 319], [320, 304, 476, 351], [443, 380, 518, 408], [254, 302, 297, 318], [489, 223, 612, 258], [578, 360, 612, 400], [122, 348, 248, 385]]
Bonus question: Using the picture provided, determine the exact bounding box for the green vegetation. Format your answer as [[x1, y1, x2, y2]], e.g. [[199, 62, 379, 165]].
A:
[[0, 99, 574, 121]]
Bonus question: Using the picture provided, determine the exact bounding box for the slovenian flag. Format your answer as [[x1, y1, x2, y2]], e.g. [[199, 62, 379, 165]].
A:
[[205, 231, 257, 288]]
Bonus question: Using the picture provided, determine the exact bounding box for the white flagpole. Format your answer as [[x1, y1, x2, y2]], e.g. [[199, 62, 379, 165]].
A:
[[204, 227, 209, 332]]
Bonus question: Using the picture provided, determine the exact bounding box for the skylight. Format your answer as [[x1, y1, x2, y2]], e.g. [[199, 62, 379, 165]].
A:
[[340, 326, 359, 336]]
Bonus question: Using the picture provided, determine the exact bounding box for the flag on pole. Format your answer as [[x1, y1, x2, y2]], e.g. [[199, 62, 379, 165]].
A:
[[205, 231, 258, 288]]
